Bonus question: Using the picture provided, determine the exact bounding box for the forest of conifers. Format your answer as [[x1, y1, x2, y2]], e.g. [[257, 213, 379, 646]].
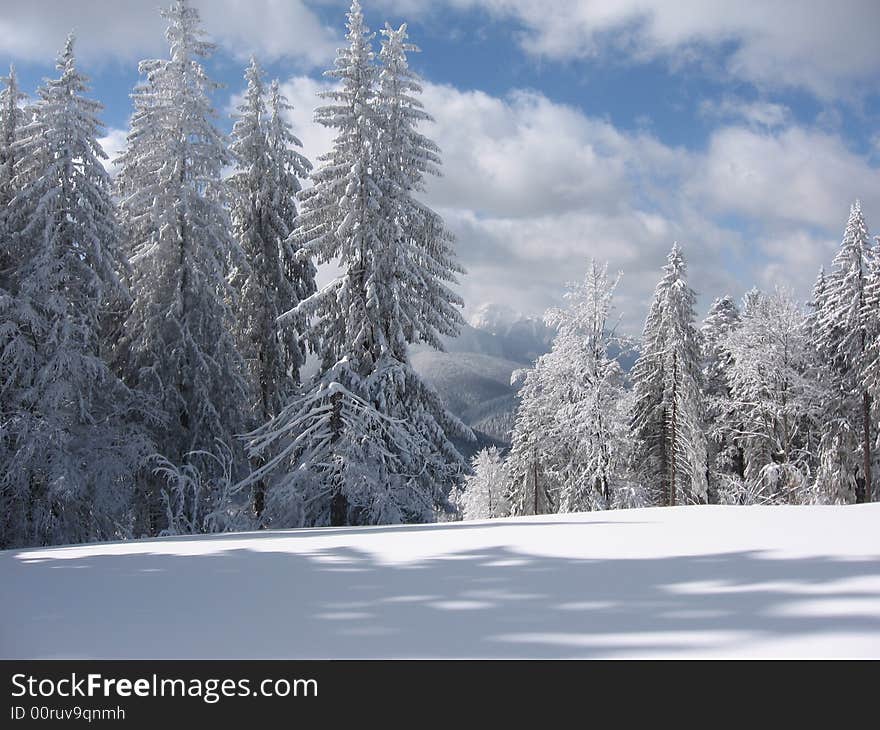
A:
[[0, 1, 875, 550]]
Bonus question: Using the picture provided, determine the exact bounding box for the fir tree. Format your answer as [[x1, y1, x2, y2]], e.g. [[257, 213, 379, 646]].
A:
[[115, 0, 250, 535], [229, 60, 314, 420], [0, 66, 27, 210], [0, 65, 28, 291], [815, 201, 873, 503], [805, 267, 828, 342], [228, 60, 315, 519], [375, 22, 464, 353], [701, 296, 742, 501], [245, 1, 471, 528], [862, 233, 880, 503], [0, 37, 150, 548], [802, 266, 830, 465], [741, 287, 763, 318], [630, 244, 707, 506]]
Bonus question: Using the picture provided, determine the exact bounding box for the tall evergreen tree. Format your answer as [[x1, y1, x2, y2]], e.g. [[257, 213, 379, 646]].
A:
[[375, 22, 464, 353], [0, 66, 27, 208], [701, 295, 742, 501], [228, 59, 315, 520], [802, 267, 830, 466], [861, 231, 880, 502], [245, 1, 470, 528], [814, 201, 873, 503], [0, 37, 150, 548], [741, 286, 763, 318], [805, 267, 828, 341], [229, 61, 314, 417], [115, 0, 250, 535], [0, 65, 28, 291], [630, 244, 708, 506]]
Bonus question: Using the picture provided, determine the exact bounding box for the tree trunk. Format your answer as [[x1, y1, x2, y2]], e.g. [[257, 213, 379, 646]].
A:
[[330, 491, 348, 527], [863, 389, 872, 503], [253, 480, 266, 523], [329, 391, 348, 526], [669, 353, 678, 507], [533, 457, 539, 516]]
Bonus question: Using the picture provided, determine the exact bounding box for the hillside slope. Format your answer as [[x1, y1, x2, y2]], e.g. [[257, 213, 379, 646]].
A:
[[410, 316, 554, 451], [3, 505, 879, 659]]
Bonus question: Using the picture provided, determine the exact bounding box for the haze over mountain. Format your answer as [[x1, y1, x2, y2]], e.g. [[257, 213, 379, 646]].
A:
[[411, 302, 641, 459], [411, 303, 555, 455]]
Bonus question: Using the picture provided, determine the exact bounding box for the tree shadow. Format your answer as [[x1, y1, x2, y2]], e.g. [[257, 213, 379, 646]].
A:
[[3, 519, 649, 553], [2, 533, 879, 658]]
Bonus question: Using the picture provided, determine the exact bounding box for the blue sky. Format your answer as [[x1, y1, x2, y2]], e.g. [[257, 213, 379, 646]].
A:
[[3, 0, 880, 332]]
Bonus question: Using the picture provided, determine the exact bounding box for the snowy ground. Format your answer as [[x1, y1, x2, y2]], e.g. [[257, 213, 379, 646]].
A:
[[2, 505, 879, 659]]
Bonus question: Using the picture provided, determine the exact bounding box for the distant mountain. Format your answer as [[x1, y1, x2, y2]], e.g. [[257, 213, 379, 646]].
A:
[[411, 305, 640, 462], [463, 303, 555, 363], [410, 349, 520, 447], [411, 308, 556, 459]]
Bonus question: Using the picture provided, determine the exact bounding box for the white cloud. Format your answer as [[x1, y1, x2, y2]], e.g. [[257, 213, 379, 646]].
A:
[[278, 74, 872, 332], [699, 97, 790, 129], [5, 1, 877, 101], [97, 127, 128, 177], [694, 126, 880, 228], [0, 0, 337, 67], [417, 85, 634, 218], [378, 0, 880, 100], [758, 230, 838, 294]]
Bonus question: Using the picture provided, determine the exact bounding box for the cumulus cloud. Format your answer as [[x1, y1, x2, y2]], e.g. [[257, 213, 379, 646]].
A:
[[694, 126, 880, 228], [699, 97, 791, 129], [273, 73, 877, 332], [758, 230, 838, 294], [377, 0, 880, 100], [0, 0, 337, 66], [11, 0, 868, 334], [6, 1, 876, 100], [97, 127, 128, 177]]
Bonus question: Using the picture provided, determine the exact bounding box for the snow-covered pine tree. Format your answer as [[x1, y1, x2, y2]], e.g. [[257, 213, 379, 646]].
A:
[[228, 59, 315, 519], [506, 361, 558, 516], [630, 244, 708, 506], [267, 77, 317, 340], [229, 60, 314, 419], [860, 230, 880, 501], [0, 65, 28, 291], [814, 201, 873, 503], [456, 447, 509, 520], [375, 22, 464, 354], [115, 0, 250, 535], [0, 66, 27, 209], [701, 296, 742, 501], [805, 267, 828, 342], [741, 286, 763, 318], [801, 266, 830, 472], [507, 260, 636, 514], [723, 288, 821, 504], [0, 37, 151, 548], [244, 1, 471, 528]]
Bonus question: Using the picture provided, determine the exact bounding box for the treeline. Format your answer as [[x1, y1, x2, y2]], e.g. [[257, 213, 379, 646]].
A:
[[0, 0, 469, 549], [456, 208, 879, 519], [2, 2, 873, 550]]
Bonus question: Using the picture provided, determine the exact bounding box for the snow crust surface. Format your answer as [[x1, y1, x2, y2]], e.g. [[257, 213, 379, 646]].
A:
[[2, 505, 879, 658]]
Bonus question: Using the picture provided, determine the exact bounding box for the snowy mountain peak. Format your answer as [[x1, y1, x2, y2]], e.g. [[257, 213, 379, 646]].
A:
[[468, 302, 524, 334]]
